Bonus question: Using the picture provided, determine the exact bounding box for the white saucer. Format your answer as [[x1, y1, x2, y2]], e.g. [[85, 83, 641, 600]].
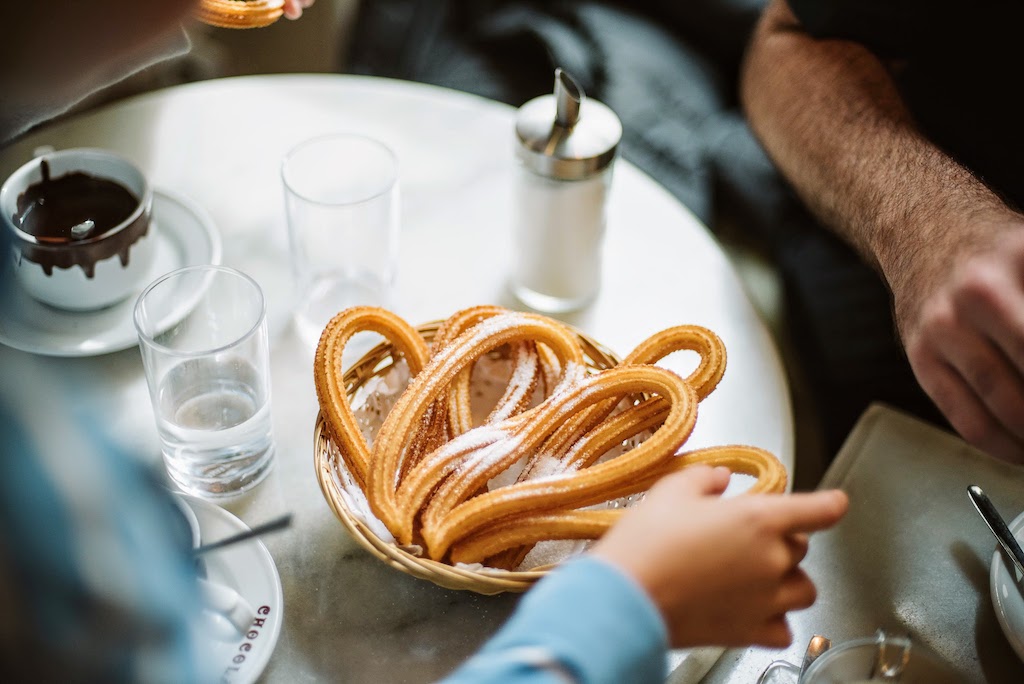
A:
[[0, 189, 222, 357], [184, 496, 284, 684], [990, 510, 1024, 662]]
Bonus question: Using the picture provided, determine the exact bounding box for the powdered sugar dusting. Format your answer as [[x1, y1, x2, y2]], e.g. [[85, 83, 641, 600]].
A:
[[457, 432, 526, 483], [528, 454, 568, 480], [488, 343, 539, 422], [487, 454, 530, 490]]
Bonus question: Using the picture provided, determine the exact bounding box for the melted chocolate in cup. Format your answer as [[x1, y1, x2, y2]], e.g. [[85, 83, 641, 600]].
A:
[[11, 160, 151, 278]]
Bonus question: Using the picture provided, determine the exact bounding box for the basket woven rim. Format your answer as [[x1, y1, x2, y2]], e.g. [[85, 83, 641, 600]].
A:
[[313, 319, 622, 594]]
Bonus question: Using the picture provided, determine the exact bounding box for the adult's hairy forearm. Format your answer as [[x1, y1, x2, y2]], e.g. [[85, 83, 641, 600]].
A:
[[739, 0, 1010, 289]]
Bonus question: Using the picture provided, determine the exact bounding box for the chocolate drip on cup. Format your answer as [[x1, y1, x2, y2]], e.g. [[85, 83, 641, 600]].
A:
[[12, 160, 150, 278]]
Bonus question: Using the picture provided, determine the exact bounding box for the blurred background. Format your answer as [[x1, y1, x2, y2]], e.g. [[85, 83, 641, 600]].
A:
[[75, 0, 361, 107]]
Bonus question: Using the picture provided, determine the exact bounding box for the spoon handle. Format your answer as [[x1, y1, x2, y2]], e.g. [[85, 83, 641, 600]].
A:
[[968, 485, 1024, 578], [194, 513, 293, 556]]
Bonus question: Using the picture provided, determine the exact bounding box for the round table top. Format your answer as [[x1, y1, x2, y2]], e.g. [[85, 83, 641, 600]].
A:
[[0, 74, 793, 683]]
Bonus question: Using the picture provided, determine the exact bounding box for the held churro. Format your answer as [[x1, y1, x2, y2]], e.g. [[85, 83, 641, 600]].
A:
[[313, 305, 788, 571], [194, 0, 285, 28], [449, 445, 786, 565], [451, 509, 622, 565]]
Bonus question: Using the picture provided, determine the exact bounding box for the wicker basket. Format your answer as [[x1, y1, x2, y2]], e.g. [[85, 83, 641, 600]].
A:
[[313, 321, 622, 594]]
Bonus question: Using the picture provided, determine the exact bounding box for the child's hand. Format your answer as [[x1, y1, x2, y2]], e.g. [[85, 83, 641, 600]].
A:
[[283, 0, 314, 20], [591, 465, 848, 649]]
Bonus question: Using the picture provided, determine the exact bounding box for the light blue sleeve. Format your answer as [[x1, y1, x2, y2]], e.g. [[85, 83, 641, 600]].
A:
[[0, 360, 210, 683], [440, 556, 669, 684]]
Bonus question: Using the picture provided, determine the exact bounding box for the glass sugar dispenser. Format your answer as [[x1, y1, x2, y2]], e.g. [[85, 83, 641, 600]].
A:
[[510, 68, 623, 313]]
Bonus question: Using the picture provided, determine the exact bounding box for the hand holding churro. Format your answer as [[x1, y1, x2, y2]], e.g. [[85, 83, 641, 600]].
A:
[[194, 0, 314, 29], [592, 466, 848, 649]]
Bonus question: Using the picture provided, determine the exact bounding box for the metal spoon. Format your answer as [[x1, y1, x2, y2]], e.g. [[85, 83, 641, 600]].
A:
[[967, 485, 1024, 580], [193, 513, 293, 556], [870, 630, 912, 680], [800, 634, 832, 677]]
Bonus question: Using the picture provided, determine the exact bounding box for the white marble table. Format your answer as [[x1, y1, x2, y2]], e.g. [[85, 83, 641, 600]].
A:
[[0, 74, 793, 683]]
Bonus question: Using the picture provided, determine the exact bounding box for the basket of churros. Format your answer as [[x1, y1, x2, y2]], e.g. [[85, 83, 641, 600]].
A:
[[312, 305, 787, 594]]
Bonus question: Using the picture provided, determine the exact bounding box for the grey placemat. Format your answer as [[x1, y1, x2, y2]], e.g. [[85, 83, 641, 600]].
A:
[[697, 403, 1024, 683]]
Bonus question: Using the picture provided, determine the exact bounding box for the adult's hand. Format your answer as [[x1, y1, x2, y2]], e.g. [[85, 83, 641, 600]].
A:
[[894, 214, 1024, 462], [742, 0, 1024, 463], [591, 466, 848, 649]]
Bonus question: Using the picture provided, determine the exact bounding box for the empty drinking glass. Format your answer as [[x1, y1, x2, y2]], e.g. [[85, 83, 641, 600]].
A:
[[282, 133, 399, 350], [134, 265, 275, 498]]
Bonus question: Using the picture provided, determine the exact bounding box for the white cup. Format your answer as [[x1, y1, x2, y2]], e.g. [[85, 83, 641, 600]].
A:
[[0, 147, 155, 311]]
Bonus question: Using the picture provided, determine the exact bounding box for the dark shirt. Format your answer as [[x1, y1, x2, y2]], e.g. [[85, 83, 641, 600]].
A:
[[788, 0, 1024, 210]]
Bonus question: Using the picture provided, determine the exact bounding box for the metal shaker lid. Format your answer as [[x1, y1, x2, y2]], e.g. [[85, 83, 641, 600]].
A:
[[515, 69, 622, 181]]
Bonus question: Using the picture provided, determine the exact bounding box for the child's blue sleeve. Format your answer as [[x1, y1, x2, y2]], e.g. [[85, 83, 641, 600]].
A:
[[440, 555, 669, 684]]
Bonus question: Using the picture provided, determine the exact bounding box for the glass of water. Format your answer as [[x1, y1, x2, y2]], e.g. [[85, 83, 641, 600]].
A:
[[134, 265, 274, 498], [282, 133, 399, 350]]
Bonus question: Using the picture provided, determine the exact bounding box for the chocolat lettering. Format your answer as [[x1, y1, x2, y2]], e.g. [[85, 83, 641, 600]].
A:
[[221, 607, 273, 680]]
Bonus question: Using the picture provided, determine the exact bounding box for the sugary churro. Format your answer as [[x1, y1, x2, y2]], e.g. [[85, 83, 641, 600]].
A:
[[449, 445, 786, 565], [419, 365, 698, 559], [369, 311, 587, 545], [312, 305, 787, 570], [313, 307, 430, 489], [194, 0, 284, 29]]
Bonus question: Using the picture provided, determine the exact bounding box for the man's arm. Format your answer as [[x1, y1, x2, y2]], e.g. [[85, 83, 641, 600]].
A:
[[741, 0, 1024, 461]]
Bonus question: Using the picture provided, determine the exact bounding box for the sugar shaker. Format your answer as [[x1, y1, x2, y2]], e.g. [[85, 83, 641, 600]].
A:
[[510, 68, 622, 313]]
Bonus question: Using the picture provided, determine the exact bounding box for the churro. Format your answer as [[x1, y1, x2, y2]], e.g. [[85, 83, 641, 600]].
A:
[[451, 510, 621, 565], [419, 365, 698, 559], [313, 307, 430, 488], [369, 311, 587, 544], [516, 325, 726, 482], [433, 306, 544, 437], [449, 446, 785, 565], [194, 0, 285, 28]]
